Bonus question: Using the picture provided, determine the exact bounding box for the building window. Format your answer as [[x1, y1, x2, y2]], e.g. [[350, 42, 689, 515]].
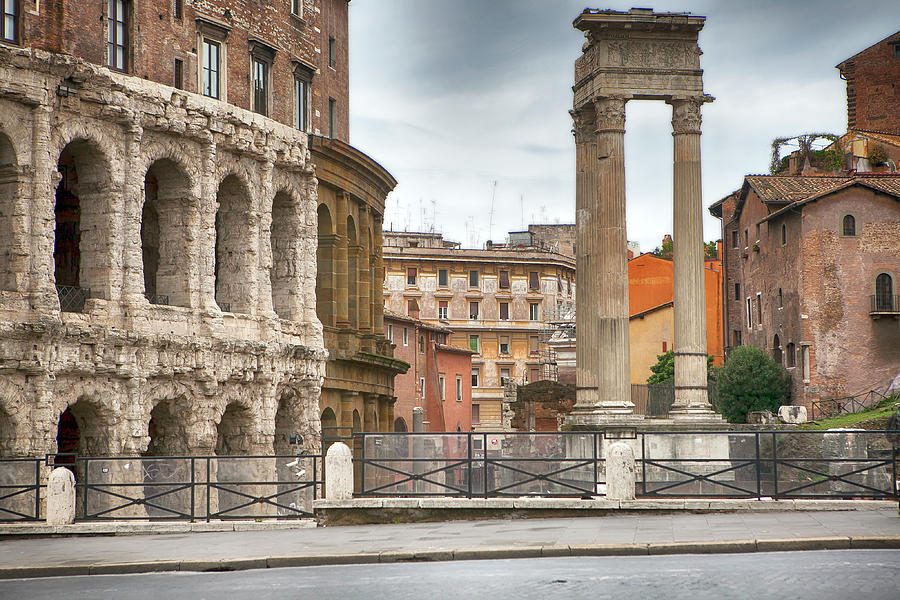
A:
[[781, 223, 786, 246], [746, 297, 752, 329], [439, 374, 445, 400], [734, 282, 740, 301], [472, 404, 480, 424], [499, 302, 509, 320], [469, 301, 479, 320], [469, 270, 479, 288], [772, 334, 782, 365], [419, 377, 425, 398], [786, 342, 796, 367], [755, 223, 761, 241], [499, 270, 510, 289], [407, 299, 417, 316], [328, 97, 337, 138], [894, 43, 900, 59], [107, 0, 128, 71], [743, 229, 748, 247], [842, 214, 856, 236], [402, 327, 408, 346], [662, 341, 667, 353], [407, 267, 417, 286], [469, 335, 479, 353], [732, 330, 741, 346], [2, 0, 18, 42], [291, 0, 302, 17], [777, 288, 783, 308], [731, 230, 738, 249], [173, 58, 184, 89], [529, 303, 539, 321], [500, 367, 511, 385], [875, 273, 894, 311], [328, 36, 336, 69], [529, 335, 538, 356], [438, 268, 449, 287], [529, 367, 540, 383], [387, 324, 393, 342], [456, 375, 463, 402], [499, 336, 509, 355], [173, 0, 183, 19], [438, 300, 448, 320], [201, 39, 221, 98], [471, 368, 479, 387], [252, 56, 270, 115], [419, 335, 425, 353], [294, 66, 312, 131], [756, 292, 762, 325], [529, 271, 540, 291]]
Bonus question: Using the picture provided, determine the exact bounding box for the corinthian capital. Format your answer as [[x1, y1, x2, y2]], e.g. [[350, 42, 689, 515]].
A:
[[593, 96, 627, 132], [669, 95, 713, 135], [570, 107, 596, 144]]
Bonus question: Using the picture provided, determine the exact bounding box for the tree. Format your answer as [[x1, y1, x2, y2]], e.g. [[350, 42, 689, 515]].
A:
[[647, 350, 714, 385], [715, 345, 791, 423], [704, 240, 718, 259], [651, 238, 673, 259]]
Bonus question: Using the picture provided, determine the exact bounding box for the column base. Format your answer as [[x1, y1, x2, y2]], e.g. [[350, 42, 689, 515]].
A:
[[565, 406, 644, 427], [668, 406, 726, 423]]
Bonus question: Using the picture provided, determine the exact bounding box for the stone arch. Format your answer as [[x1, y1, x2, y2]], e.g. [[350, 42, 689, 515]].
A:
[[142, 158, 193, 307], [0, 380, 27, 457], [274, 390, 297, 455], [841, 213, 857, 237], [55, 395, 118, 457], [393, 417, 408, 432], [215, 174, 255, 314], [316, 203, 336, 325], [874, 272, 894, 312], [347, 214, 358, 329], [0, 130, 20, 292], [271, 190, 301, 320], [144, 395, 192, 456], [215, 401, 255, 456], [54, 137, 116, 303]]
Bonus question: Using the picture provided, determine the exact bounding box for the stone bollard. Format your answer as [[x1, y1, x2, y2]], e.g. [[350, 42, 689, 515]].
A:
[[325, 442, 354, 501], [606, 442, 636, 501], [46, 467, 76, 525]]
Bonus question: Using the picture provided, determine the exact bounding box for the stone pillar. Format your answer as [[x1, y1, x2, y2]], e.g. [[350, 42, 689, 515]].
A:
[[358, 207, 372, 334], [121, 119, 145, 304], [334, 191, 350, 327], [372, 215, 385, 333], [29, 104, 57, 308], [669, 96, 720, 420], [324, 442, 353, 500], [339, 391, 357, 430], [363, 394, 377, 433], [377, 395, 391, 432], [200, 138, 218, 310], [570, 96, 636, 423]]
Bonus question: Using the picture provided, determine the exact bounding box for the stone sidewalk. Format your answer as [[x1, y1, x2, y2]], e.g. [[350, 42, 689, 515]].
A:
[[0, 508, 897, 579]]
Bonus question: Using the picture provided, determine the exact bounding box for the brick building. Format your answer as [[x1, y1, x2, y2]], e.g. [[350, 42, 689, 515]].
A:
[[836, 30, 900, 136], [384, 311, 473, 433], [382, 232, 575, 431], [0, 1, 400, 464], [710, 175, 900, 408]]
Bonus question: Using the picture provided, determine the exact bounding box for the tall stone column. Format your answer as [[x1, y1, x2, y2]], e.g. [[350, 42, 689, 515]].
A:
[[357, 207, 372, 334], [340, 391, 357, 430], [372, 215, 385, 333], [570, 96, 636, 423], [334, 191, 350, 328], [669, 96, 720, 420], [121, 119, 144, 304], [29, 104, 57, 309]]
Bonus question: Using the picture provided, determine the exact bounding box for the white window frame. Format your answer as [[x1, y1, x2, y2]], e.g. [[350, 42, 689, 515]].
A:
[[529, 303, 539, 321], [107, 0, 128, 71], [746, 297, 752, 329], [197, 19, 230, 101], [419, 377, 425, 398], [438, 301, 448, 320], [456, 375, 462, 402], [471, 368, 479, 388], [439, 374, 445, 400], [402, 327, 408, 346]]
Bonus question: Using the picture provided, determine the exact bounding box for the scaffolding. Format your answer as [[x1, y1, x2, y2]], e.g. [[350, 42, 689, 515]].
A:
[[538, 301, 575, 382]]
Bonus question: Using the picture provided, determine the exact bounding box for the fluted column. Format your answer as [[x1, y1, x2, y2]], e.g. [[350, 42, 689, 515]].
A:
[[372, 215, 385, 333], [669, 96, 719, 419]]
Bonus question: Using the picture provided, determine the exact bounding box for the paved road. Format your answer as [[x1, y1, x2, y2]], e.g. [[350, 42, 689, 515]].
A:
[[2, 510, 898, 572], [2, 550, 898, 599]]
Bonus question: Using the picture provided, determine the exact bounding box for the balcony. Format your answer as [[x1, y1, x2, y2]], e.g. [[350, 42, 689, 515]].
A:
[[869, 295, 900, 319], [56, 285, 89, 313]]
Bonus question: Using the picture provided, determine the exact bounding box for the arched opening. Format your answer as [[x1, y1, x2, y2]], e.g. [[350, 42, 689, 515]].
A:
[[56, 398, 111, 457], [215, 175, 253, 314], [368, 229, 376, 331], [875, 273, 894, 311], [270, 192, 299, 320], [772, 334, 782, 365], [393, 417, 408, 432], [0, 405, 14, 457], [321, 407, 338, 452], [842, 214, 856, 236], [0, 132, 19, 292], [316, 203, 335, 325], [215, 402, 253, 456], [786, 342, 796, 368], [55, 140, 113, 308], [347, 215, 358, 329], [143, 159, 191, 307], [352, 409, 362, 492], [144, 397, 189, 457]]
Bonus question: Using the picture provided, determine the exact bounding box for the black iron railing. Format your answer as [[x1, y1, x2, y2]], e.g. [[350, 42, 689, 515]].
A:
[[56, 285, 90, 312], [144, 293, 169, 305], [352, 430, 899, 500], [809, 389, 887, 422], [870, 294, 899, 314], [0, 458, 43, 522]]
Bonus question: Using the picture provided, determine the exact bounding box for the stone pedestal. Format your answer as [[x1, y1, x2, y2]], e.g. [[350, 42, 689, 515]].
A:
[[46, 467, 75, 525]]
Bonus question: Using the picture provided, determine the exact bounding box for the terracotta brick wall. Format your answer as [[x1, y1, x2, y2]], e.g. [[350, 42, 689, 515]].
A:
[[839, 32, 900, 134]]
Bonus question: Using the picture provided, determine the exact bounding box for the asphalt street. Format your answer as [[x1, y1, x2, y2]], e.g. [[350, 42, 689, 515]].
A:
[[1, 550, 898, 600]]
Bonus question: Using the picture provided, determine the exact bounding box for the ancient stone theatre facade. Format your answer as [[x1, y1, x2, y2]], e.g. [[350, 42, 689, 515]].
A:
[[0, 1, 399, 459]]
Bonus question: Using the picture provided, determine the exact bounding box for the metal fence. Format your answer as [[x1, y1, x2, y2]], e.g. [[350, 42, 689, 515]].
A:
[[630, 384, 719, 417], [56, 285, 90, 312], [353, 430, 899, 500], [0, 454, 321, 522], [809, 389, 888, 422]]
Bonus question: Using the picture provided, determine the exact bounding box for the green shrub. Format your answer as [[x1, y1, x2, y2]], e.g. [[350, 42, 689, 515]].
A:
[[647, 350, 714, 385], [715, 345, 792, 423]]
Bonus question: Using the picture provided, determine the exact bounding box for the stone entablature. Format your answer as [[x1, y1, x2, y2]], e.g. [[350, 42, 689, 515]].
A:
[[0, 46, 326, 458]]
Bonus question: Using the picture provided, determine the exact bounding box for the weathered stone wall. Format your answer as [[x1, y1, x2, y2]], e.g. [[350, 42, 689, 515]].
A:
[[0, 46, 325, 458]]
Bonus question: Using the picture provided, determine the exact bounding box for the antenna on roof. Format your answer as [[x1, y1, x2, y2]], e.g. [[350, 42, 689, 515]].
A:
[[488, 180, 497, 242]]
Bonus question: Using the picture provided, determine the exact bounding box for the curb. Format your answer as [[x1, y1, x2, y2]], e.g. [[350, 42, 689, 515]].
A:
[[1, 536, 898, 580]]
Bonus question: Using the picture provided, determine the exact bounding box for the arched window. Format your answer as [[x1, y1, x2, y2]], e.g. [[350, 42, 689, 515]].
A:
[[772, 334, 782, 365], [842, 214, 856, 236], [781, 223, 786, 246], [875, 273, 894, 312], [786, 342, 795, 367]]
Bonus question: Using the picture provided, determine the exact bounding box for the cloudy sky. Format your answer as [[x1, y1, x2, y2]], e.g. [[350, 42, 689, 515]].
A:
[[346, 1, 899, 252]]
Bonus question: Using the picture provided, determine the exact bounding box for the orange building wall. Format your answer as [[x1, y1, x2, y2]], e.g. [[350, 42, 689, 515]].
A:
[[628, 253, 724, 365]]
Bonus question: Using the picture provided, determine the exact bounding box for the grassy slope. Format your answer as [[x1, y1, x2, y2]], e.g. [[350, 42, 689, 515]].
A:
[[799, 395, 900, 430]]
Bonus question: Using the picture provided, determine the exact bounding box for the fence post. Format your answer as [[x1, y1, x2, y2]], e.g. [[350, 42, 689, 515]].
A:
[[325, 442, 354, 500], [46, 467, 76, 525], [606, 442, 635, 501]]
